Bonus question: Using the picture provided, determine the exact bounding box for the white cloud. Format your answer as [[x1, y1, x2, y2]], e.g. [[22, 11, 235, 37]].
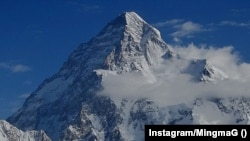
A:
[[0, 63, 9, 69], [174, 44, 250, 81], [11, 64, 31, 73], [219, 21, 250, 28], [220, 21, 250, 28], [0, 62, 31, 73], [171, 21, 204, 38], [67, 1, 102, 13], [154, 19, 250, 43], [173, 37, 181, 43], [154, 19, 184, 28], [82, 5, 101, 11], [153, 19, 207, 42], [19, 93, 31, 99], [98, 44, 250, 107]]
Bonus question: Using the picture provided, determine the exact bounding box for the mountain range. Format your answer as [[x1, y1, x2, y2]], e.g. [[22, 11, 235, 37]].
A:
[[1, 12, 249, 141]]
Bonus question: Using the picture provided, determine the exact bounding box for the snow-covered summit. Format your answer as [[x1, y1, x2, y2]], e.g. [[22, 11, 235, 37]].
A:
[[185, 59, 228, 82], [101, 11, 174, 72], [123, 12, 145, 23], [60, 11, 174, 75], [119, 11, 162, 42], [0, 120, 51, 141]]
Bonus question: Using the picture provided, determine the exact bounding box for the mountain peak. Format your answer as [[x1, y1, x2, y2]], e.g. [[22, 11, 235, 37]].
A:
[[102, 11, 160, 39], [112, 12, 146, 25], [8, 12, 173, 140], [101, 11, 145, 30], [122, 11, 146, 24], [73, 11, 173, 73], [101, 12, 173, 72], [185, 59, 228, 82]]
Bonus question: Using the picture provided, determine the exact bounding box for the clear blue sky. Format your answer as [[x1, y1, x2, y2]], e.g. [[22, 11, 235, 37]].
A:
[[1, 0, 250, 119]]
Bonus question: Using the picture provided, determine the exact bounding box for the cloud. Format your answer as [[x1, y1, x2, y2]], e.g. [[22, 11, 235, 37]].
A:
[[19, 93, 31, 99], [220, 21, 250, 28], [82, 5, 101, 11], [173, 44, 250, 81], [153, 19, 207, 42], [0, 63, 9, 69], [230, 9, 250, 18], [0, 62, 31, 73], [171, 21, 205, 38], [11, 64, 31, 73], [154, 19, 184, 28], [67, 1, 102, 13], [173, 37, 181, 43], [98, 44, 250, 107], [154, 19, 250, 43], [76, 4, 102, 13]]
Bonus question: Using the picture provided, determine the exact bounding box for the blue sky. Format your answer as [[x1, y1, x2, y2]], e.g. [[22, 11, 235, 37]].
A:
[[1, 0, 250, 119]]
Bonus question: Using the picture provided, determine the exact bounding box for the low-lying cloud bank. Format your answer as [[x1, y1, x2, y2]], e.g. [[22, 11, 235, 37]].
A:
[[98, 44, 250, 106]]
